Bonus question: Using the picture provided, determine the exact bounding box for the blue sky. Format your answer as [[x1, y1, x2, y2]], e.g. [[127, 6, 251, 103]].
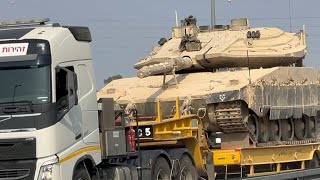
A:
[[1, 0, 320, 89]]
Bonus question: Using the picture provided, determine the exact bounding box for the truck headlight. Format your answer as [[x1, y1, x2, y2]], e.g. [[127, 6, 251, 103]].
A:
[[38, 156, 58, 180]]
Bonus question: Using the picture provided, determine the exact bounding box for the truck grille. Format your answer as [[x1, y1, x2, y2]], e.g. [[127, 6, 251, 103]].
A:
[[0, 169, 30, 180], [0, 138, 36, 160], [0, 159, 36, 180]]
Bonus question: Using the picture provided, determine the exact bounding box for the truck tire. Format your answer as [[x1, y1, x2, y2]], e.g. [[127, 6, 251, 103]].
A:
[[179, 155, 197, 180], [152, 157, 171, 180], [73, 164, 91, 180]]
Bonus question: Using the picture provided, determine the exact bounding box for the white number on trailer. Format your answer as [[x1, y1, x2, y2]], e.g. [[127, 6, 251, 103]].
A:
[[136, 126, 153, 138]]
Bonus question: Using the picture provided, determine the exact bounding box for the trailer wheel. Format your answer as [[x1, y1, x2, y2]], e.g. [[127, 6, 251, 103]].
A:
[[73, 164, 91, 180], [152, 157, 171, 180], [179, 155, 197, 180], [306, 153, 320, 169]]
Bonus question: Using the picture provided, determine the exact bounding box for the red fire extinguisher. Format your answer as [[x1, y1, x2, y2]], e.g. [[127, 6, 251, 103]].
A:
[[127, 127, 136, 151]]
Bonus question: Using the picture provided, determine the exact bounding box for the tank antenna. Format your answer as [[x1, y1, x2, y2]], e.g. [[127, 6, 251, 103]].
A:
[[175, 10, 179, 27], [211, 0, 216, 29], [246, 50, 251, 84]]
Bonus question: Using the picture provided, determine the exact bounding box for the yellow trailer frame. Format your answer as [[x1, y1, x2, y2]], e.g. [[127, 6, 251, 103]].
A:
[[128, 98, 320, 179]]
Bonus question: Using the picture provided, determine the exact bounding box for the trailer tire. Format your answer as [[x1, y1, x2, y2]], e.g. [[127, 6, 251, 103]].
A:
[[179, 155, 197, 180], [73, 164, 91, 180], [152, 156, 171, 180]]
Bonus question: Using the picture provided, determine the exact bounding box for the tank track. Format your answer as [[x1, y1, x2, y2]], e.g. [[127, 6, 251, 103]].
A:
[[214, 101, 319, 147], [215, 101, 257, 142], [215, 102, 246, 133]]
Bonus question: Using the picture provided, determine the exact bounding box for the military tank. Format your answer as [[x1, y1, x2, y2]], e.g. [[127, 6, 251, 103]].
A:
[[135, 16, 307, 77], [98, 16, 320, 146]]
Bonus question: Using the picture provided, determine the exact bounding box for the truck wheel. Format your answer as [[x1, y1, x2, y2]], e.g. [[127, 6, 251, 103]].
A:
[[306, 153, 320, 169], [152, 157, 171, 180], [179, 155, 197, 180], [73, 164, 91, 180]]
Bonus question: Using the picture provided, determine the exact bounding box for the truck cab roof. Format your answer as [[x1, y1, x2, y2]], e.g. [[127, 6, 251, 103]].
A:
[[0, 18, 93, 67]]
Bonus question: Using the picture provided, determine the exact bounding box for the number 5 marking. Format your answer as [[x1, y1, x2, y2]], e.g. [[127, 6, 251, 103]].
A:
[[145, 128, 151, 137]]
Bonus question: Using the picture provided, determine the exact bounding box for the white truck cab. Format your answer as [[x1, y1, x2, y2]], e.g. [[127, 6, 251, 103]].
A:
[[0, 18, 101, 180]]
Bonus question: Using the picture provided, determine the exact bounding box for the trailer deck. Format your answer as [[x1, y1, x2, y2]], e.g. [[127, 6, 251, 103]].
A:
[[127, 98, 320, 179]]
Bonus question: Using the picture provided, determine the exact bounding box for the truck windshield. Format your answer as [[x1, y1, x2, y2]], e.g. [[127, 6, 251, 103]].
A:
[[0, 65, 51, 104]]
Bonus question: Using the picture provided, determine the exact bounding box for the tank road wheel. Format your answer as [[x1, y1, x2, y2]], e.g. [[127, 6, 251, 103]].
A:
[[294, 117, 308, 140], [269, 119, 281, 141], [307, 116, 317, 138], [258, 116, 270, 143], [179, 155, 197, 180], [247, 115, 259, 141], [152, 157, 171, 180], [281, 118, 294, 141]]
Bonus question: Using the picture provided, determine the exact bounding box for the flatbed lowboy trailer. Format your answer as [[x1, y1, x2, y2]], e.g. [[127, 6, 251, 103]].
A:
[[98, 97, 320, 179]]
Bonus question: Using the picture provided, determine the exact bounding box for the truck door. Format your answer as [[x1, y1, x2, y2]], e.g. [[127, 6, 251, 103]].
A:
[[56, 65, 83, 146], [75, 63, 99, 145]]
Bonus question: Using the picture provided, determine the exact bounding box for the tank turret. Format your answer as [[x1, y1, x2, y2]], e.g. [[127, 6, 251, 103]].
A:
[[134, 16, 307, 78]]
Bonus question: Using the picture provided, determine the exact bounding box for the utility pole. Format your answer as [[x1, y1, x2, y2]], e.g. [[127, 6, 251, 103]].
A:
[[211, 0, 216, 28]]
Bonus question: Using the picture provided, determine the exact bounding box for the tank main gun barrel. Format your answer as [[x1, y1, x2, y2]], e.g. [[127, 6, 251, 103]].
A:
[[137, 57, 192, 78]]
